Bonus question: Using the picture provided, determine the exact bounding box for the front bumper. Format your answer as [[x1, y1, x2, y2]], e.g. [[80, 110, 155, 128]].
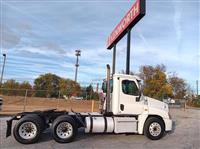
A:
[[164, 118, 173, 131]]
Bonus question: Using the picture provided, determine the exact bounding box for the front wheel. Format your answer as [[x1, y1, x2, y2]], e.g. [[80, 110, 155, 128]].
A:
[[144, 117, 165, 140]]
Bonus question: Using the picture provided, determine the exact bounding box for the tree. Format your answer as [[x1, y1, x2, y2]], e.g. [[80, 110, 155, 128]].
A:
[[2, 79, 20, 96], [1, 80, 32, 96], [169, 74, 187, 99], [18, 81, 33, 96], [59, 79, 81, 99], [139, 64, 173, 100], [83, 85, 99, 100], [19, 81, 32, 90], [86, 85, 94, 100], [34, 73, 61, 98]]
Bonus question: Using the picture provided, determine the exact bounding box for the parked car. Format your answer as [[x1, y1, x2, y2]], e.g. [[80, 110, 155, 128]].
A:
[[70, 96, 83, 100], [163, 98, 175, 104]]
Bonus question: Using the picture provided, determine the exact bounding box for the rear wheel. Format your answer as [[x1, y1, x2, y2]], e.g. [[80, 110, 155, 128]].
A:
[[144, 117, 164, 140], [13, 115, 44, 144], [52, 115, 77, 143]]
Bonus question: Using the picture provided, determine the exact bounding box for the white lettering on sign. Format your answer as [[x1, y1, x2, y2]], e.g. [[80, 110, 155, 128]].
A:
[[107, 0, 141, 49]]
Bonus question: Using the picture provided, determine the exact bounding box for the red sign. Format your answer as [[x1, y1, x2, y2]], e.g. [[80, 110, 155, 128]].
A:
[[107, 0, 145, 49]]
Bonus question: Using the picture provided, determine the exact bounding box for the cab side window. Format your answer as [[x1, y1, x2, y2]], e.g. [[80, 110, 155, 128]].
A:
[[122, 80, 139, 96]]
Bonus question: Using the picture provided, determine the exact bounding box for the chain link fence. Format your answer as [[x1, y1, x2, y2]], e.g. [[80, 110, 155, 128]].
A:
[[0, 88, 101, 115]]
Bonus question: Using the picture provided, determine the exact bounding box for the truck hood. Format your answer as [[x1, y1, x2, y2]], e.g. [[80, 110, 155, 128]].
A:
[[145, 96, 169, 112]]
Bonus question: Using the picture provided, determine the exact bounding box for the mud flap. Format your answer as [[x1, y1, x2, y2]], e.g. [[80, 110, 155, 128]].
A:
[[6, 116, 17, 137], [6, 119, 13, 137]]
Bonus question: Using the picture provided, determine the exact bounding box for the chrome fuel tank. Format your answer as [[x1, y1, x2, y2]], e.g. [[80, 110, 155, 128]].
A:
[[85, 117, 114, 133]]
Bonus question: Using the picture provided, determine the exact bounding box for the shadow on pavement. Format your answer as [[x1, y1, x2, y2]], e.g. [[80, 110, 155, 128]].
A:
[[38, 128, 93, 143]]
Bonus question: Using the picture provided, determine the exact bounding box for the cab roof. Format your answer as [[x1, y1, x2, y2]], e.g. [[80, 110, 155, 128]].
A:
[[113, 73, 141, 81]]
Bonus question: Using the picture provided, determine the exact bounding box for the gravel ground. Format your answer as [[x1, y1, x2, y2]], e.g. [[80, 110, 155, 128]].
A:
[[0, 108, 199, 149]]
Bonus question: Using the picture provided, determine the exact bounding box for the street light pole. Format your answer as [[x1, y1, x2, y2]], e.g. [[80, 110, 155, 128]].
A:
[[74, 50, 81, 83], [0, 54, 6, 87]]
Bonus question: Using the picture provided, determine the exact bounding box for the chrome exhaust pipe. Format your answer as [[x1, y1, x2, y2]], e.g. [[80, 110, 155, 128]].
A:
[[106, 64, 111, 113]]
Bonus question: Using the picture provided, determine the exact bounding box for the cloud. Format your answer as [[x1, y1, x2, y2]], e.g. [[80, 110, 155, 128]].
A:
[[12, 43, 71, 57], [44, 43, 65, 54], [34, 42, 69, 55], [0, 25, 21, 49], [17, 22, 32, 32], [173, 0, 183, 52], [2, 0, 199, 87]]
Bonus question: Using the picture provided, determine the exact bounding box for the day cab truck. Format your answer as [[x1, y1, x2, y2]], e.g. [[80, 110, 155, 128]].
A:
[[6, 65, 173, 144]]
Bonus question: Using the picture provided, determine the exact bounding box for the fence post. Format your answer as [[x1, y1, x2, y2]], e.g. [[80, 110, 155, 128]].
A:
[[91, 100, 94, 112], [90, 91, 92, 100], [23, 89, 28, 112], [57, 91, 60, 109], [58, 90, 61, 99], [184, 100, 186, 111]]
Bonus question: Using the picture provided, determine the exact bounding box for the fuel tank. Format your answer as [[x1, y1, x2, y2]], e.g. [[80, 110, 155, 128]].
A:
[[85, 117, 114, 133]]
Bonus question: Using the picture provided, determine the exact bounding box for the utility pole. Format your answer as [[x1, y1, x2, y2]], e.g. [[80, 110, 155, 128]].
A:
[[74, 50, 81, 83], [0, 54, 6, 87]]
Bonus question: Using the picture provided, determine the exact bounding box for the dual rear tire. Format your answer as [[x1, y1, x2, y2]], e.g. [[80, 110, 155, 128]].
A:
[[13, 115, 77, 144], [52, 115, 77, 143], [13, 114, 44, 144]]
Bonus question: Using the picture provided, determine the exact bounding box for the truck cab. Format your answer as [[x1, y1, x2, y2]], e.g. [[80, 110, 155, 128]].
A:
[[102, 72, 172, 136]]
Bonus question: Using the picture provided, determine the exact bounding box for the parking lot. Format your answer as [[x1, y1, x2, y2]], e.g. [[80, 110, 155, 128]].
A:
[[0, 108, 199, 149]]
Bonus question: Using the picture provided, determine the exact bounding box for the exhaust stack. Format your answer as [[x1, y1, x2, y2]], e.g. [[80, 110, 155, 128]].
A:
[[106, 64, 111, 113]]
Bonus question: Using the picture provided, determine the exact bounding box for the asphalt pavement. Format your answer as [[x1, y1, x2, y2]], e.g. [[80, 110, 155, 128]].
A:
[[0, 108, 199, 149]]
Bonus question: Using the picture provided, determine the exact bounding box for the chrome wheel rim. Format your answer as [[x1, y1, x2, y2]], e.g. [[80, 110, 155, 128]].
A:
[[56, 122, 73, 139], [149, 122, 161, 137], [19, 122, 37, 139]]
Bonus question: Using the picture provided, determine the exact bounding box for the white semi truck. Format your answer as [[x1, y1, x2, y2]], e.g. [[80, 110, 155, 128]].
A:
[[6, 65, 172, 144]]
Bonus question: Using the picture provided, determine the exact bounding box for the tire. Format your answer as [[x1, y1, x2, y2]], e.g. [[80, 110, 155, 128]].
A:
[[13, 114, 44, 144], [144, 117, 165, 140], [52, 115, 77, 143]]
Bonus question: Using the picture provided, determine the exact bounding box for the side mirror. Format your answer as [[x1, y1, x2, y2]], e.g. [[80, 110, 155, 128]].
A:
[[135, 89, 142, 102], [102, 82, 107, 93]]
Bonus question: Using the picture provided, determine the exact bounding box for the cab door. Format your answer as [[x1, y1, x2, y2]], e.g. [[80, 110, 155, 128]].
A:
[[118, 78, 144, 115]]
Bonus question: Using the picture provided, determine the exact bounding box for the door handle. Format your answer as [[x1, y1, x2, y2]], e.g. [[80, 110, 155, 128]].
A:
[[136, 96, 140, 102], [120, 104, 124, 111]]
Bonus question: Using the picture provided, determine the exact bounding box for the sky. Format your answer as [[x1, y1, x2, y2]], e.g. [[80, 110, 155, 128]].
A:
[[0, 0, 199, 89]]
